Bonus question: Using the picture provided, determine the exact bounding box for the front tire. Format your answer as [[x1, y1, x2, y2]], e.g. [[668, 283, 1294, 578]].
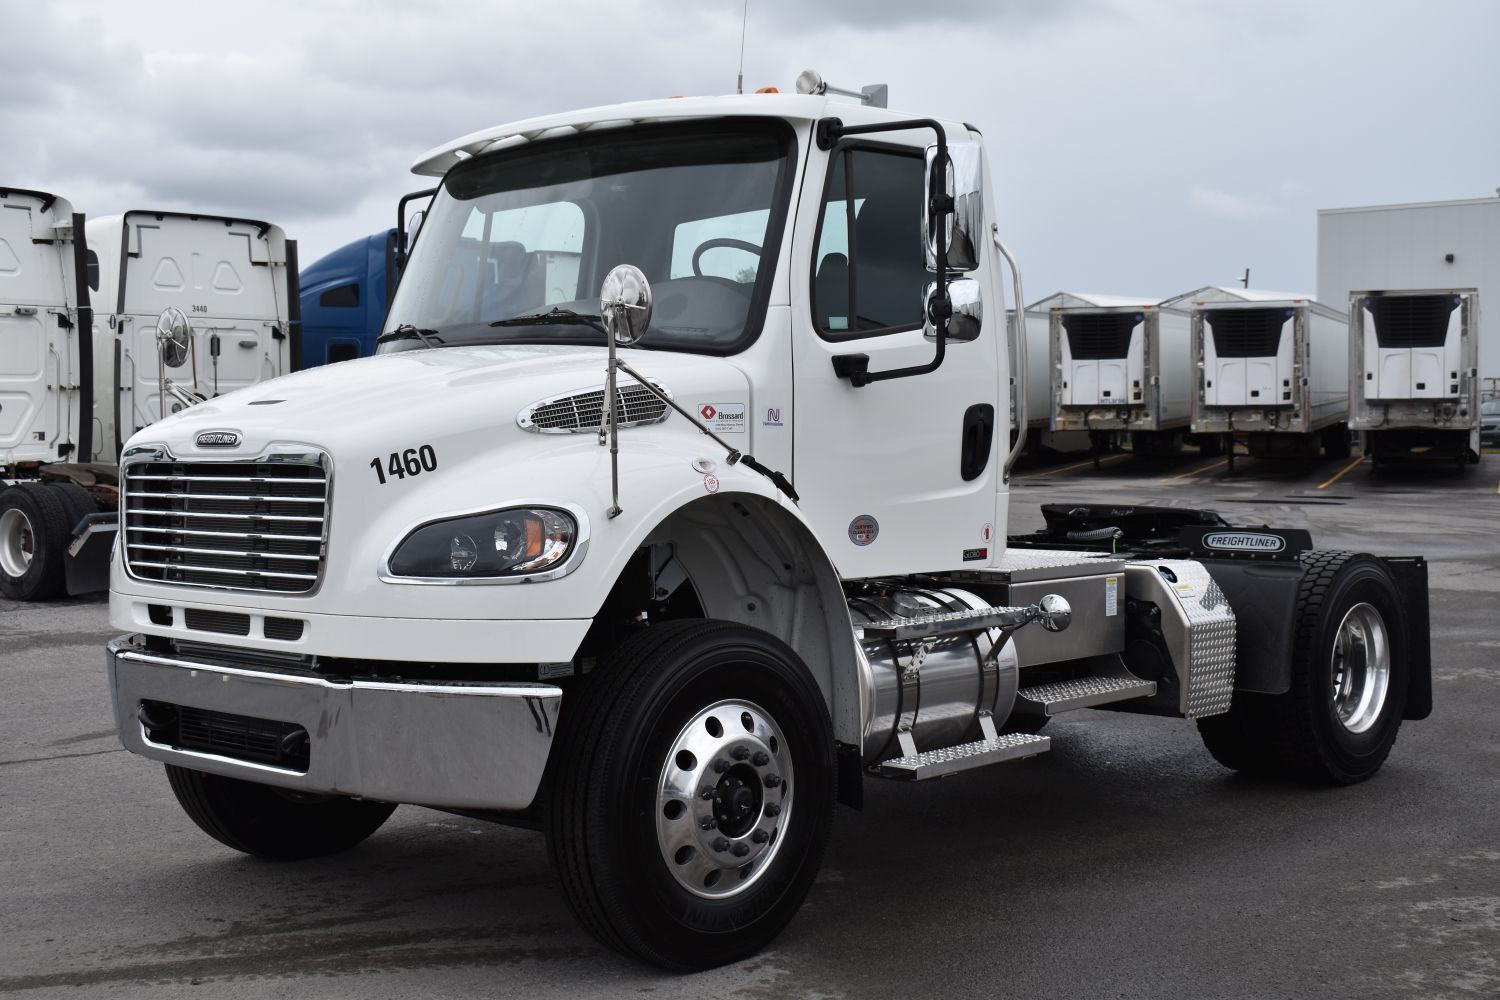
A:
[[1197, 551, 1409, 784], [546, 620, 835, 970], [165, 766, 397, 860]]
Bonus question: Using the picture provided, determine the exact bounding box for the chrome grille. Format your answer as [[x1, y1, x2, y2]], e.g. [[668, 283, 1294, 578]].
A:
[[517, 380, 671, 433], [122, 456, 328, 594]]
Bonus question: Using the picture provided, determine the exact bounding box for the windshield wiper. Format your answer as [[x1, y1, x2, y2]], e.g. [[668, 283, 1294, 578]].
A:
[[489, 308, 606, 334], [376, 324, 445, 349]]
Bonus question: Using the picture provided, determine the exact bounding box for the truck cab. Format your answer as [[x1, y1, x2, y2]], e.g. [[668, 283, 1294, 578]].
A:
[[104, 89, 1431, 971]]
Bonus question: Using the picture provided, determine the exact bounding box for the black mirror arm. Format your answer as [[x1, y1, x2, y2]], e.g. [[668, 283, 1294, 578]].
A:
[[820, 116, 952, 387]]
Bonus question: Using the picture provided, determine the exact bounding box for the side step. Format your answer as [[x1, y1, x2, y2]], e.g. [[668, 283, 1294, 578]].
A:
[[1014, 674, 1156, 716], [875, 732, 1050, 781]]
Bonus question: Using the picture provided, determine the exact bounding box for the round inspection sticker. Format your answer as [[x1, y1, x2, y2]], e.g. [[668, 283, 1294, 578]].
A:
[[703, 474, 720, 494], [848, 514, 879, 547]]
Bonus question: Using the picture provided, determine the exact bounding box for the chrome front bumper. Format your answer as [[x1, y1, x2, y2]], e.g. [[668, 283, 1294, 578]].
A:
[[106, 636, 562, 810]]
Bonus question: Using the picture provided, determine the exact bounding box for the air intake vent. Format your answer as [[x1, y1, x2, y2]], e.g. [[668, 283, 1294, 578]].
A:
[[183, 608, 251, 635], [146, 700, 310, 772], [122, 455, 328, 595], [264, 617, 305, 641], [1062, 313, 1141, 360], [518, 381, 671, 433], [1207, 308, 1289, 358], [1367, 294, 1458, 349]]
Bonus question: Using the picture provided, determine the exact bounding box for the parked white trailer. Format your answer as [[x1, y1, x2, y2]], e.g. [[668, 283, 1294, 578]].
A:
[[1006, 308, 1088, 455], [1035, 291, 1200, 455], [102, 86, 1433, 973], [1349, 288, 1481, 465], [1164, 286, 1350, 464], [87, 211, 296, 456]]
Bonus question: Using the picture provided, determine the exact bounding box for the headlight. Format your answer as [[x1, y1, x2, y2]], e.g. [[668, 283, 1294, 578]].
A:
[[387, 506, 580, 580]]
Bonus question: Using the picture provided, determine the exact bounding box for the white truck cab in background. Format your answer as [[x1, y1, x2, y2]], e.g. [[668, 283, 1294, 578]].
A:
[[1, 201, 299, 601], [101, 85, 1433, 971]]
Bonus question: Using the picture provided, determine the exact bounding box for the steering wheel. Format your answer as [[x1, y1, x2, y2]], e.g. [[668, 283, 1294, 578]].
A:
[[692, 238, 763, 277]]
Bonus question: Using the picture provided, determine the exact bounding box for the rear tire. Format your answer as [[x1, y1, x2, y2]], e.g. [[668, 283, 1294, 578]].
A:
[[1322, 424, 1352, 460], [165, 765, 397, 860], [545, 620, 835, 970], [0, 483, 70, 601], [1198, 551, 1409, 785]]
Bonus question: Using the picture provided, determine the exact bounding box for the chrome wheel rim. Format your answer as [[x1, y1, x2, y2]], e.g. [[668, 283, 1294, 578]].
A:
[[1330, 602, 1390, 734], [654, 699, 793, 900], [0, 507, 35, 578]]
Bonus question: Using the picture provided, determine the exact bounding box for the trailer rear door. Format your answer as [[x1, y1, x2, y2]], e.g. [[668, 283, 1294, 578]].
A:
[[0, 194, 75, 462], [1059, 312, 1141, 407], [1204, 307, 1292, 407], [116, 214, 287, 433]]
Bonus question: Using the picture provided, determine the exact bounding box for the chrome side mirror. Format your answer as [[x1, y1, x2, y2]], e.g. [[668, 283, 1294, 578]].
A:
[[599, 264, 652, 345], [155, 307, 192, 369], [924, 140, 984, 272], [924, 277, 983, 342]]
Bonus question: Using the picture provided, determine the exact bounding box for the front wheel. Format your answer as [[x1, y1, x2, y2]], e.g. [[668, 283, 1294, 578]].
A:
[[1197, 551, 1409, 784], [165, 766, 397, 860], [546, 620, 835, 970]]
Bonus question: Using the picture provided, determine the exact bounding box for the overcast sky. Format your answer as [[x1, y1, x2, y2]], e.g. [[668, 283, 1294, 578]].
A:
[[5, 0, 1497, 303]]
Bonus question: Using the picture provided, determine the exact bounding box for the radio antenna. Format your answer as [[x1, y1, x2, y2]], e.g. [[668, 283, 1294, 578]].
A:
[[736, 0, 748, 94]]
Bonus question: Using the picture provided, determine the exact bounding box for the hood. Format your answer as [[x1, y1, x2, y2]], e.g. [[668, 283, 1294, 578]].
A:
[[124, 344, 748, 460]]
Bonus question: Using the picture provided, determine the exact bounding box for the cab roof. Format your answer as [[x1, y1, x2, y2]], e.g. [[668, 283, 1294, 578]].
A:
[[411, 94, 968, 177]]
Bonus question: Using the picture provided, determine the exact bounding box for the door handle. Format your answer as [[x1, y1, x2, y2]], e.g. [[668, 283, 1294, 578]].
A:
[[960, 403, 994, 482]]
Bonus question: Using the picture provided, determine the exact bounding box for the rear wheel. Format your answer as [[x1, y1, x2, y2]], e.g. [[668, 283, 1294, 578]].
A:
[[165, 766, 397, 860], [546, 620, 835, 970], [1197, 551, 1408, 784], [0, 484, 69, 601], [1322, 424, 1352, 460]]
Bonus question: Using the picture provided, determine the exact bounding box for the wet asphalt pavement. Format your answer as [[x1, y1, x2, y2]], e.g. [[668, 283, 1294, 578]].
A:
[[2, 449, 1497, 999]]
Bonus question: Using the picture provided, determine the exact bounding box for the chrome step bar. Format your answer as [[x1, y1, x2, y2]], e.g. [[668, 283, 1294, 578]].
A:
[[1015, 667, 1156, 717], [874, 710, 1051, 780]]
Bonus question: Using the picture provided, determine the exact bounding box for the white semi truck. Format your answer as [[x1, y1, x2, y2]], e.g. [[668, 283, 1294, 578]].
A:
[[1035, 291, 1209, 457], [1165, 286, 1350, 469], [0, 199, 299, 600], [1349, 288, 1481, 467], [104, 86, 1432, 971]]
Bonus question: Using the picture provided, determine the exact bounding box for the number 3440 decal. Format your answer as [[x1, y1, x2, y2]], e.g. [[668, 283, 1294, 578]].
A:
[[370, 445, 438, 485]]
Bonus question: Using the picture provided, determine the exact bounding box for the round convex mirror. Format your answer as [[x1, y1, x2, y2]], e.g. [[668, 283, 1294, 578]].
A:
[[599, 264, 652, 346], [155, 306, 193, 369]]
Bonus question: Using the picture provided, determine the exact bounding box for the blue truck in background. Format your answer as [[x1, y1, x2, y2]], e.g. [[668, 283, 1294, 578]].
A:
[[296, 228, 399, 368]]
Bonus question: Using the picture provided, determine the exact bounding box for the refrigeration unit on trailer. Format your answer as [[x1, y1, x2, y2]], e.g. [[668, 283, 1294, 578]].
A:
[[103, 79, 1433, 972], [0, 187, 118, 601], [87, 211, 299, 454], [1350, 288, 1480, 465], [1164, 286, 1350, 466], [1006, 308, 1087, 455], [1036, 291, 1204, 456]]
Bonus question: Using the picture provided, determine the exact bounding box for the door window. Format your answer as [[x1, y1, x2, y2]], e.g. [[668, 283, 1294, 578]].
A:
[[811, 147, 926, 339]]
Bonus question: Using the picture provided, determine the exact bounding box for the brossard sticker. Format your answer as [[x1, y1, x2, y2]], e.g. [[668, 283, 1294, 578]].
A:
[[1202, 531, 1286, 553], [697, 403, 746, 434]]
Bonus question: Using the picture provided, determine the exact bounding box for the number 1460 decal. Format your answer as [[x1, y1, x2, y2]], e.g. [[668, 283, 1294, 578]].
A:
[[370, 445, 438, 484]]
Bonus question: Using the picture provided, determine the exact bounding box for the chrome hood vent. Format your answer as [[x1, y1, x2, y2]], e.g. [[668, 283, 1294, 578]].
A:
[[517, 380, 672, 434]]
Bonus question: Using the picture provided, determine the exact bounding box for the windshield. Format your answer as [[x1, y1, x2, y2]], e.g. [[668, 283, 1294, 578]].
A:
[[1482, 400, 1500, 416], [382, 119, 794, 354]]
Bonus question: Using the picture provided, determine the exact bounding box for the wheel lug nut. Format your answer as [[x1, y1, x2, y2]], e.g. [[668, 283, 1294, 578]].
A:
[[731, 843, 750, 857], [711, 837, 731, 853], [764, 803, 781, 817], [713, 759, 730, 773], [699, 817, 717, 830], [699, 787, 715, 800], [763, 773, 782, 788], [751, 829, 769, 844], [730, 746, 750, 761], [751, 751, 770, 766]]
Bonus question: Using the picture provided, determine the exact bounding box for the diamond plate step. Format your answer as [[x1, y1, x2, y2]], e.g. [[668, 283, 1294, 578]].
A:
[[1014, 674, 1156, 716], [875, 732, 1050, 780], [858, 604, 1033, 641]]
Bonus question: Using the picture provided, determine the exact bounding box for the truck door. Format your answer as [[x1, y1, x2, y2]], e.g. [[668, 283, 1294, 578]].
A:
[[0, 194, 75, 462], [791, 140, 1001, 577], [117, 215, 288, 434], [1362, 294, 1462, 400]]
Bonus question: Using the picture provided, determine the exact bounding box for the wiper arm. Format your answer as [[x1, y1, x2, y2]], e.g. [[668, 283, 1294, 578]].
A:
[[489, 308, 607, 334], [376, 324, 445, 349]]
